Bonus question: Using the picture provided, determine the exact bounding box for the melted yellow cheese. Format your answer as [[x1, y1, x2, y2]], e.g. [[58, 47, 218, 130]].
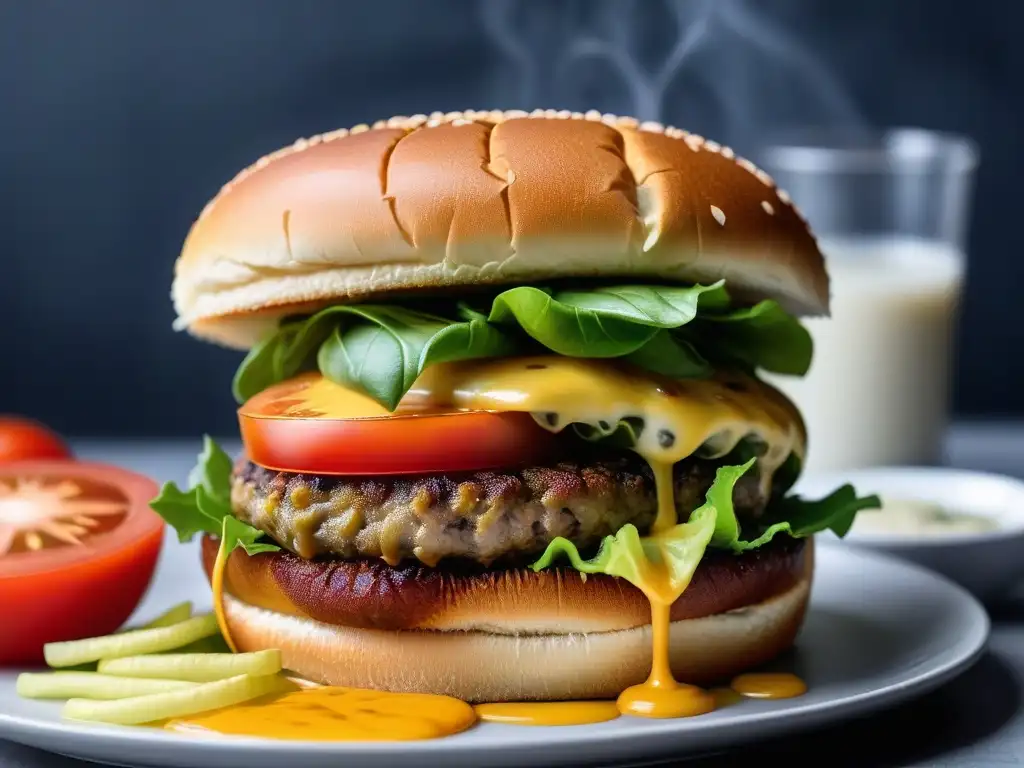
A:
[[270, 356, 805, 490]]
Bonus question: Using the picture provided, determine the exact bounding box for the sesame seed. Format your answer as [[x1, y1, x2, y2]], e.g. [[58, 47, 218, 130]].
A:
[[710, 205, 726, 226], [530, 108, 546, 117], [721, 146, 735, 159], [761, 200, 775, 215], [444, 111, 462, 121], [426, 119, 442, 128], [704, 140, 721, 153], [293, 138, 309, 150], [350, 124, 369, 134], [557, 109, 571, 119], [429, 111, 445, 120], [640, 120, 665, 133], [505, 109, 529, 119], [451, 118, 473, 126], [737, 157, 757, 174], [584, 109, 602, 121], [777, 188, 791, 204], [755, 169, 774, 187], [570, 111, 584, 119], [684, 135, 703, 152]]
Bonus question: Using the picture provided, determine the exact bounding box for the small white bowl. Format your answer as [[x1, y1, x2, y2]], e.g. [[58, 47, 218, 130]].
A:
[[795, 466, 1024, 601]]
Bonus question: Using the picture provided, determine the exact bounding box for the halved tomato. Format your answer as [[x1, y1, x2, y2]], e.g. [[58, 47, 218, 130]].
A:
[[239, 374, 559, 475], [0, 461, 164, 664], [0, 416, 71, 463]]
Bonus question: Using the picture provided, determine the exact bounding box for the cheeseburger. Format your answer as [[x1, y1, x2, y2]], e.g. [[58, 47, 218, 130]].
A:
[[153, 109, 878, 713]]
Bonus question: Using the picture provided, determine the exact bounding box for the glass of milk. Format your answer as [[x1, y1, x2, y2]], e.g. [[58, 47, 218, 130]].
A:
[[755, 129, 978, 473]]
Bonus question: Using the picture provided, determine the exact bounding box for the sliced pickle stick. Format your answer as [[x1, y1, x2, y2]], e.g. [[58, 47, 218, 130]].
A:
[[141, 602, 193, 630], [44, 615, 219, 668], [98, 650, 282, 682], [63, 673, 287, 725], [17, 672, 197, 700]]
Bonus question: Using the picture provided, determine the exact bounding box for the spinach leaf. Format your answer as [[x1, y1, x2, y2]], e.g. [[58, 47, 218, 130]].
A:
[[314, 305, 520, 410], [488, 283, 724, 358], [698, 299, 813, 376], [624, 330, 711, 378], [230, 281, 812, 411]]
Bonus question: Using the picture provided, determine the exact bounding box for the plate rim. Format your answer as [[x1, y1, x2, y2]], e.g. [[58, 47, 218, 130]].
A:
[[0, 541, 991, 764]]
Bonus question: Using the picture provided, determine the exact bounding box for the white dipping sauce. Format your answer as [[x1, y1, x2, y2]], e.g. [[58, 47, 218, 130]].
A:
[[851, 497, 999, 537]]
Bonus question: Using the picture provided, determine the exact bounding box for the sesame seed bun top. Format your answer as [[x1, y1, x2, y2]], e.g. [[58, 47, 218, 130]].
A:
[[172, 109, 829, 349]]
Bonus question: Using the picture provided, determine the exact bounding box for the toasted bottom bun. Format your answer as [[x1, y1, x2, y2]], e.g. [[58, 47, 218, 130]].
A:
[[211, 540, 814, 702], [200, 534, 809, 634]]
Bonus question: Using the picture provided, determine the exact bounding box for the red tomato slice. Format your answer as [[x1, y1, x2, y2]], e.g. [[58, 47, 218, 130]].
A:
[[238, 374, 558, 475], [0, 460, 163, 664], [0, 416, 72, 463]]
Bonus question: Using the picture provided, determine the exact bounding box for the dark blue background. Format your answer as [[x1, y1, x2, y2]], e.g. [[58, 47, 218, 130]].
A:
[[2, 0, 1021, 436]]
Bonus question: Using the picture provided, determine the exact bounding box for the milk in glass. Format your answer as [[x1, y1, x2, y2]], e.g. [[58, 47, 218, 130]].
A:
[[766, 236, 965, 473]]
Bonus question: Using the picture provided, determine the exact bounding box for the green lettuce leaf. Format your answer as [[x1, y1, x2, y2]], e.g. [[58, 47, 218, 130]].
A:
[[231, 324, 302, 404], [697, 299, 813, 376], [487, 283, 724, 359], [531, 504, 717, 604], [149, 437, 279, 556], [231, 282, 811, 410], [532, 459, 880, 585], [234, 305, 518, 408], [704, 459, 878, 550], [622, 330, 711, 378]]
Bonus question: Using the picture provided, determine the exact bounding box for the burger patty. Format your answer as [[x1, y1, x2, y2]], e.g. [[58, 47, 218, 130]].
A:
[[231, 454, 768, 567]]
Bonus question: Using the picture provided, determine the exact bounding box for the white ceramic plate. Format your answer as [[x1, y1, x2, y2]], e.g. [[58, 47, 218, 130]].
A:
[[0, 541, 989, 768]]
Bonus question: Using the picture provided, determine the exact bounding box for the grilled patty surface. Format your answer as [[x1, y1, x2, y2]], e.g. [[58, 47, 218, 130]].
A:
[[231, 453, 768, 566]]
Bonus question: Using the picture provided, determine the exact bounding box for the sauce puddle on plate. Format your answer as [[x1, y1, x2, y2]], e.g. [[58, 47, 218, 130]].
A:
[[475, 701, 620, 726], [166, 686, 476, 741], [165, 670, 809, 740]]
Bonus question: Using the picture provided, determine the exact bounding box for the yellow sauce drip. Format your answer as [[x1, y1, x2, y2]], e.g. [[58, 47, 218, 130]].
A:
[[474, 701, 619, 726], [616, 601, 715, 718], [210, 539, 236, 653], [650, 461, 678, 544], [610, 459, 715, 719], [165, 686, 477, 741], [730, 673, 807, 700]]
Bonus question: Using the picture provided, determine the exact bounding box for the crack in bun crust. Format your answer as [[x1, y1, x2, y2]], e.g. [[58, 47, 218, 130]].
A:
[[173, 110, 829, 349]]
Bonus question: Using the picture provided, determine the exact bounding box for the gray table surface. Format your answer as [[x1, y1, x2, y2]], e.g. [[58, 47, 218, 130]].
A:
[[3, 424, 1023, 768]]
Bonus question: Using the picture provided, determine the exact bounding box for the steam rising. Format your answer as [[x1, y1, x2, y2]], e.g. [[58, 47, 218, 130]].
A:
[[479, 0, 866, 150]]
